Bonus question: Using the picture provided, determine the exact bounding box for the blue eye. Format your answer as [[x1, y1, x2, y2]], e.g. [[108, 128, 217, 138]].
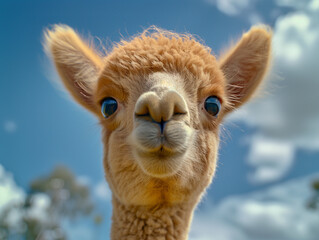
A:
[[101, 98, 118, 118], [204, 96, 221, 116]]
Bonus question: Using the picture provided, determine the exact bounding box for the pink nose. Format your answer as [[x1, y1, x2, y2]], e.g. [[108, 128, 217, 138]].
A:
[[135, 90, 188, 123]]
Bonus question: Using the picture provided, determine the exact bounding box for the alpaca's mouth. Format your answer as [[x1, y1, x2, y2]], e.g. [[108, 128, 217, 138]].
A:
[[131, 121, 191, 156], [130, 120, 193, 177], [136, 144, 183, 160]]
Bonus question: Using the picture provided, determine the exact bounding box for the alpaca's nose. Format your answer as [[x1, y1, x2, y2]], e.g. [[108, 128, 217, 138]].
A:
[[135, 90, 188, 123]]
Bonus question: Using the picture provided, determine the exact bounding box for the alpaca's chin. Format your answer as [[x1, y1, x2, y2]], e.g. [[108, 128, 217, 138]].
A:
[[133, 147, 187, 178]]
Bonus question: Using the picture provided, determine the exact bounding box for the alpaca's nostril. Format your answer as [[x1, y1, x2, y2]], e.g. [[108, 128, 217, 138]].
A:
[[135, 92, 161, 121], [160, 90, 188, 122], [135, 112, 151, 117]]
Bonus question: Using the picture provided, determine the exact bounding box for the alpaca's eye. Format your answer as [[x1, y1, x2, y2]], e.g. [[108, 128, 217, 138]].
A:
[[101, 98, 118, 118], [204, 96, 221, 116]]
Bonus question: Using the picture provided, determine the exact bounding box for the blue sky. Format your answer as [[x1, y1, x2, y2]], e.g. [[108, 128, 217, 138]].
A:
[[1, 0, 319, 239]]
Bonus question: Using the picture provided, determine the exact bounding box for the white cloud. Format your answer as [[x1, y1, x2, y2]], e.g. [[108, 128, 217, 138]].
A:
[[247, 136, 294, 183], [0, 166, 50, 230], [228, 3, 319, 183], [276, 0, 314, 9], [0, 165, 25, 213], [3, 120, 17, 133], [204, 0, 263, 24], [0, 165, 26, 234], [308, 0, 319, 10], [94, 180, 112, 201], [248, 12, 264, 24], [26, 193, 51, 223], [274, 12, 316, 62], [208, 0, 251, 16], [190, 174, 319, 240], [77, 175, 91, 186]]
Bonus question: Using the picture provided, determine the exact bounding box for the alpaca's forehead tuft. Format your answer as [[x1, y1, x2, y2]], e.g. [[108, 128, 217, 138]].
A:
[[101, 28, 223, 85]]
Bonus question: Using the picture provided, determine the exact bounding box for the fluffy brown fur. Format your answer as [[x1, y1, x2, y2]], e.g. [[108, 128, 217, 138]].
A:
[[45, 25, 272, 240]]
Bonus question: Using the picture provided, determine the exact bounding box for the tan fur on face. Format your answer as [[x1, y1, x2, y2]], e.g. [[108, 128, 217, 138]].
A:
[[101, 71, 217, 206], [45, 25, 272, 239]]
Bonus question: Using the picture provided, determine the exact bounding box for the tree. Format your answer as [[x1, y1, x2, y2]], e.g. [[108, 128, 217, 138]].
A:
[[30, 166, 94, 219], [0, 165, 96, 240], [307, 179, 319, 210]]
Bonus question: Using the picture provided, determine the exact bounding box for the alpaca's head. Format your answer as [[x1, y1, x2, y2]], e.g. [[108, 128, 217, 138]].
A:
[[45, 26, 271, 206]]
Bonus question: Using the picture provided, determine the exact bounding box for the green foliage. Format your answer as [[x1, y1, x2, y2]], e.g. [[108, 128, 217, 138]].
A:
[[30, 166, 94, 219], [307, 179, 319, 210], [312, 180, 319, 191], [93, 214, 103, 225]]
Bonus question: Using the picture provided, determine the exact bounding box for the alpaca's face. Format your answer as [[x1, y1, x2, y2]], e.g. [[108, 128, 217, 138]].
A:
[[95, 70, 226, 205], [46, 25, 271, 206], [127, 73, 196, 178]]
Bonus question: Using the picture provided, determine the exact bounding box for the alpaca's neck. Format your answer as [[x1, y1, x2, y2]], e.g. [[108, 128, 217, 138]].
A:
[[111, 197, 194, 240]]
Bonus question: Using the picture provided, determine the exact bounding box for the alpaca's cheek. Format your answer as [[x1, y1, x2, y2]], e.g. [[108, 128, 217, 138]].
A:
[[199, 133, 219, 185], [104, 132, 163, 205], [185, 132, 219, 188]]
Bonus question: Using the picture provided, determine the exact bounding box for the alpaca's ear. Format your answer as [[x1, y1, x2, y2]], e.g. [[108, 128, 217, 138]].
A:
[[44, 25, 104, 114], [219, 26, 272, 113]]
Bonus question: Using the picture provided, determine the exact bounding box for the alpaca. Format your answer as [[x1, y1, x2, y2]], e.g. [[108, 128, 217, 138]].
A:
[[45, 25, 271, 240]]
